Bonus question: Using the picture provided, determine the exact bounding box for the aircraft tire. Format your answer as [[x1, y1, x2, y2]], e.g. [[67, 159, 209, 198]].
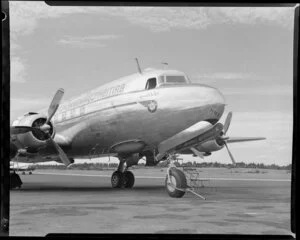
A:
[[123, 171, 135, 188], [165, 167, 187, 198], [29, 172, 32, 175], [111, 171, 124, 188]]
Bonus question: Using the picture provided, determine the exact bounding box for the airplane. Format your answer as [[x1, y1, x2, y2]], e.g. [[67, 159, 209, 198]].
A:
[[10, 60, 265, 197]]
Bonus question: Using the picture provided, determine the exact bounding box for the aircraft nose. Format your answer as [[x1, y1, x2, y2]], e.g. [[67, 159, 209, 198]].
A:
[[204, 86, 226, 121], [185, 85, 225, 105], [179, 84, 226, 121], [201, 85, 225, 106]]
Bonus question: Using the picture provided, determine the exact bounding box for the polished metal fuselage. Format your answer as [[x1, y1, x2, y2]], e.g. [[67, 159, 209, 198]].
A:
[[19, 69, 226, 162], [51, 85, 225, 159]]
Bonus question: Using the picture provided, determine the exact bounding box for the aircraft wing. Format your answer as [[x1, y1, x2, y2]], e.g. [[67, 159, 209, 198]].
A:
[[156, 121, 220, 160], [156, 112, 266, 166]]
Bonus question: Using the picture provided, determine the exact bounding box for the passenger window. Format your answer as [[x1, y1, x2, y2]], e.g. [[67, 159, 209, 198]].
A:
[[145, 78, 157, 90]]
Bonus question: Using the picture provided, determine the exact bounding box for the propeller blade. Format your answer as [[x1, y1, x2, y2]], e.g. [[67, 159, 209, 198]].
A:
[[223, 112, 232, 134], [224, 142, 236, 166], [47, 135, 71, 166], [226, 137, 266, 143], [46, 88, 64, 124]]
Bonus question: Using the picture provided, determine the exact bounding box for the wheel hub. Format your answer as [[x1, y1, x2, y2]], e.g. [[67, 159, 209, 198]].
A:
[[167, 175, 177, 192], [111, 174, 119, 186]]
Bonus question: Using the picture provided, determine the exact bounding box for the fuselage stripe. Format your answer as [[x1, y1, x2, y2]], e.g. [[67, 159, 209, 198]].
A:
[[55, 102, 138, 125]]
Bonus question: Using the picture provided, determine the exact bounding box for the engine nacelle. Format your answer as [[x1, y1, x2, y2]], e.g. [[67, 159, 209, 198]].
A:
[[195, 139, 224, 153], [12, 112, 55, 150]]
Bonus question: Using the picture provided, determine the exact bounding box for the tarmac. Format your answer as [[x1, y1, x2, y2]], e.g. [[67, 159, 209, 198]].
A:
[[9, 168, 292, 236]]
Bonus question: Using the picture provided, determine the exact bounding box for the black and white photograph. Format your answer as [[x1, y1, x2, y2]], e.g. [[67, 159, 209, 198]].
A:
[[5, 1, 296, 237]]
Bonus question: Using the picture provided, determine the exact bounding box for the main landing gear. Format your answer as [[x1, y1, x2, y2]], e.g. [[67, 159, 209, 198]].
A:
[[111, 160, 135, 189]]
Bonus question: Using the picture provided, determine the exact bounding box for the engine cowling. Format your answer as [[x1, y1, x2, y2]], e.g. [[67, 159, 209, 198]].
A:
[[12, 112, 55, 150], [195, 139, 224, 153]]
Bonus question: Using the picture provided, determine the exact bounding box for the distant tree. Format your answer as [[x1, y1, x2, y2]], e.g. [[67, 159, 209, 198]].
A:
[[285, 164, 292, 170], [157, 161, 168, 167]]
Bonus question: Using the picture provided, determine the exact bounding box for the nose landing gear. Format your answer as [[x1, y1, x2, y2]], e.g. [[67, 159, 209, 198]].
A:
[[165, 157, 206, 199], [165, 166, 187, 198]]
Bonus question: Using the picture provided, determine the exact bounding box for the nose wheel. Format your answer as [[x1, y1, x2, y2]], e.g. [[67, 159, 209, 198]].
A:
[[111, 170, 135, 189], [165, 167, 187, 198]]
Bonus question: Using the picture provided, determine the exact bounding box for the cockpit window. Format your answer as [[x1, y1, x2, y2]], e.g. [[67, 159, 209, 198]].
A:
[[165, 75, 187, 83], [158, 76, 165, 84], [145, 78, 157, 90]]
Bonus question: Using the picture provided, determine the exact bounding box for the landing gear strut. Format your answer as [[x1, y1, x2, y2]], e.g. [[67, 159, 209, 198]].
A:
[[111, 160, 135, 189]]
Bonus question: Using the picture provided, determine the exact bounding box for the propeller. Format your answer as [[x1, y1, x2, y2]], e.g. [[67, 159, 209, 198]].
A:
[[41, 88, 71, 166], [218, 111, 236, 166], [46, 88, 64, 125], [11, 89, 72, 166], [47, 134, 71, 166], [10, 89, 64, 135], [223, 111, 232, 135], [224, 142, 236, 166]]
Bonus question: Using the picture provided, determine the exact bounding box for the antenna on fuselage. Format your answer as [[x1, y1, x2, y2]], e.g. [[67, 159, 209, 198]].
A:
[[134, 58, 142, 74]]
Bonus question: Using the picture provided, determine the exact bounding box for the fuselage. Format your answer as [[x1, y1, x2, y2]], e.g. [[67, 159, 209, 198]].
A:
[[38, 68, 226, 159]]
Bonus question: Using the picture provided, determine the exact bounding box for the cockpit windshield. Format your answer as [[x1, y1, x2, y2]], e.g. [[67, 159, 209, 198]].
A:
[[166, 75, 187, 83], [158, 75, 188, 85]]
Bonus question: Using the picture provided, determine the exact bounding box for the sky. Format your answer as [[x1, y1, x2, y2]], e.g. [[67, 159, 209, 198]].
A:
[[9, 2, 295, 166]]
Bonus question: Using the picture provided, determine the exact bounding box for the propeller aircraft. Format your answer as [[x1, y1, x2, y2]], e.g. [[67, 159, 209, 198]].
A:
[[10, 62, 265, 197]]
